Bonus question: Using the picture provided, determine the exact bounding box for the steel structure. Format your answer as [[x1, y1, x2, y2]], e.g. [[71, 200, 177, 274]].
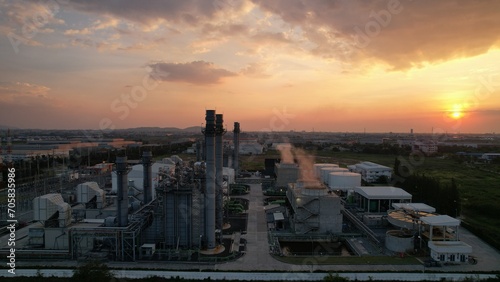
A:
[[70, 202, 154, 261]]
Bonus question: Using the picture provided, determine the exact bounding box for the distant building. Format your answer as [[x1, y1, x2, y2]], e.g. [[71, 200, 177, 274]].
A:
[[83, 162, 113, 175], [397, 138, 415, 147], [239, 142, 263, 155], [348, 161, 392, 183], [412, 141, 438, 155], [481, 153, 500, 162]]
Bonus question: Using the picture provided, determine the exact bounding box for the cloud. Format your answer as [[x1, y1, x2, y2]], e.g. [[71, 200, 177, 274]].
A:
[[67, 0, 249, 27], [0, 0, 65, 36], [0, 81, 52, 104], [251, 31, 292, 45], [240, 62, 271, 78], [64, 28, 92, 35], [148, 61, 237, 85], [251, 0, 500, 70]]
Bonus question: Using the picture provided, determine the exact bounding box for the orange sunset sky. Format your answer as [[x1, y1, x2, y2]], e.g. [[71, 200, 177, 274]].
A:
[[0, 0, 499, 133]]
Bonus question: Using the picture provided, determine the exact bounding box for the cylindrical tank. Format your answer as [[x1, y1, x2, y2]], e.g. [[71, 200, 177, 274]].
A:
[[385, 230, 414, 253], [320, 167, 348, 184], [328, 172, 362, 191], [313, 163, 338, 178]]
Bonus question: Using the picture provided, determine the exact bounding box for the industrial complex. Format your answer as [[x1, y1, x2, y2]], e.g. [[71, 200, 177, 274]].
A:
[[0, 111, 498, 275]]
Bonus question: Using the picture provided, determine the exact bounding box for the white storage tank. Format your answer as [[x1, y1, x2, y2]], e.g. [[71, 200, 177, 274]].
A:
[[385, 230, 414, 253], [320, 167, 348, 184], [313, 163, 338, 178], [328, 172, 362, 191]]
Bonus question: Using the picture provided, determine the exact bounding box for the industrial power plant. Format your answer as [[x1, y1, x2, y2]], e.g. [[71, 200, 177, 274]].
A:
[[0, 110, 244, 262], [0, 113, 483, 268]]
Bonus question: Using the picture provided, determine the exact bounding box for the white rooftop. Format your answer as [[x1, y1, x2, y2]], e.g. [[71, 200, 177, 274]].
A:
[[428, 241, 472, 253], [392, 203, 436, 213], [354, 186, 412, 199], [355, 161, 392, 170], [421, 215, 460, 226], [273, 212, 285, 221]]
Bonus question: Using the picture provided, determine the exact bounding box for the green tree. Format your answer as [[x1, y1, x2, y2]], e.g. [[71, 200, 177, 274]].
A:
[[73, 260, 114, 282], [324, 273, 349, 282]]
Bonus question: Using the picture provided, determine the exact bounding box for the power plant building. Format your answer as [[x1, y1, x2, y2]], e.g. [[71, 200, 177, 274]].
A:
[[354, 186, 412, 213], [348, 161, 393, 183], [286, 181, 342, 234], [275, 163, 299, 188], [0, 110, 240, 262]]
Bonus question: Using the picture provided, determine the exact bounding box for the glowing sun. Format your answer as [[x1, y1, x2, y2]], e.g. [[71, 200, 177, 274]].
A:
[[449, 104, 464, 120]]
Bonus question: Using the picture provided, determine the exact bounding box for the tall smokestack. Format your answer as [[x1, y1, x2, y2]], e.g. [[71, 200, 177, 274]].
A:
[[233, 122, 240, 175], [142, 151, 153, 204], [116, 156, 129, 227], [0, 131, 3, 165], [6, 129, 12, 166], [215, 114, 225, 231], [196, 140, 202, 162], [203, 110, 217, 249]]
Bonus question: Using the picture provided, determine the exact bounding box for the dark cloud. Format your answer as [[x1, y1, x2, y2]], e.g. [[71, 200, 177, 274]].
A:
[[148, 61, 236, 85], [68, 0, 247, 26], [251, 32, 292, 45], [251, 0, 500, 70]]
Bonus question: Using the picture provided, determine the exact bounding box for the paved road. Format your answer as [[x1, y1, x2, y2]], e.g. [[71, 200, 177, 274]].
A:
[[218, 182, 295, 271], [1, 269, 498, 281]]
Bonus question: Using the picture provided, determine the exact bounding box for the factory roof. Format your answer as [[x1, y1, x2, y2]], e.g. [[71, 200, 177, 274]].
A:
[[421, 215, 460, 226], [273, 212, 284, 221], [353, 161, 392, 171], [392, 203, 436, 213], [354, 186, 412, 199], [428, 241, 472, 253]]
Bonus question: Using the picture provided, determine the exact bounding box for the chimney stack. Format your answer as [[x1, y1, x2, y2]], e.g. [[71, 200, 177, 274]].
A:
[[203, 110, 217, 249], [142, 151, 153, 204], [215, 114, 225, 231], [116, 156, 129, 227], [233, 122, 240, 176]]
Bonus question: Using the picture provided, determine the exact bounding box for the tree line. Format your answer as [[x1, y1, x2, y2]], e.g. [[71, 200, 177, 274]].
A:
[[393, 157, 461, 217]]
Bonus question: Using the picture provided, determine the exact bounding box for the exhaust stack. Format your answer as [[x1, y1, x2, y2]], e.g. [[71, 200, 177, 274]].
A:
[[142, 151, 153, 204], [116, 156, 129, 227], [215, 114, 226, 230], [203, 110, 217, 249], [233, 122, 240, 176]]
